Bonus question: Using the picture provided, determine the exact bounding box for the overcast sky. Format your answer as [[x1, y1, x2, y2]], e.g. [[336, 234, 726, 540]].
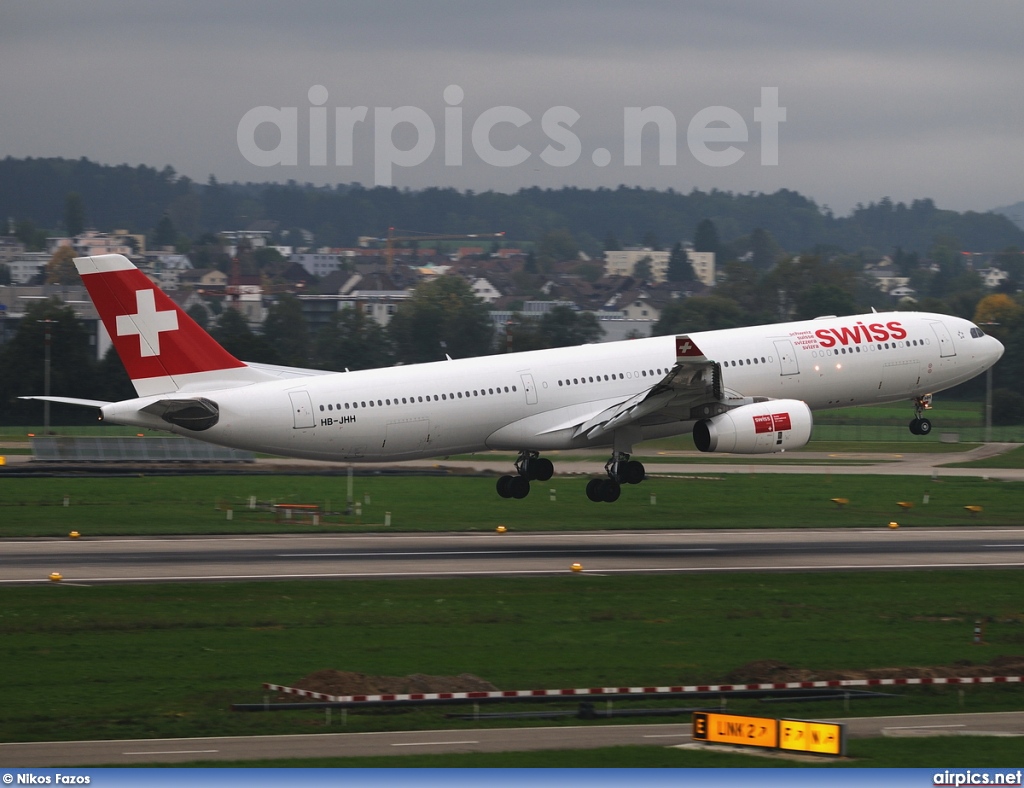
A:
[[2, 1, 1022, 215]]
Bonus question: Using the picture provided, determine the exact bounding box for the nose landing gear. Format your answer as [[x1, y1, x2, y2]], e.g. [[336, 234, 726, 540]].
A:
[[909, 394, 933, 435]]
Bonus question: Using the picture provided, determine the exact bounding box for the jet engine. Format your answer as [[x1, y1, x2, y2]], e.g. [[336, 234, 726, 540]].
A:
[[693, 399, 812, 454]]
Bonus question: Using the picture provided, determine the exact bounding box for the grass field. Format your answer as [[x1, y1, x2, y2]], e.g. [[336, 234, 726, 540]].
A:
[[1, 571, 1023, 748], [1, 473, 1021, 536]]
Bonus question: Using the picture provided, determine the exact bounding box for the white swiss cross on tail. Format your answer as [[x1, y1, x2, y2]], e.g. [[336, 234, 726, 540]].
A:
[[116, 289, 179, 357]]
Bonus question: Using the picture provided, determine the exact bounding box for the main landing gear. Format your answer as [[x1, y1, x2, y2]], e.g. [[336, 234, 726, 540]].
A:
[[909, 394, 933, 436], [585, 452, 645, 504], [496, 450, 554, 499]]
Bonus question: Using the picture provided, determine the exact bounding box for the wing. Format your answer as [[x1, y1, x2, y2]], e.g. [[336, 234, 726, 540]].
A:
[[573, 335, 721, 441]]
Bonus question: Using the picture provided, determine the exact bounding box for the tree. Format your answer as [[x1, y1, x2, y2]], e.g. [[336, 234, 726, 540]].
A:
[[93, 345, 135, 403], [974, 293, 1022, 328], [0, 299, 98, 425], [667, 242, 695, 282], [152, 214, 177, 248], [312, 307, 393, 371], [693, 218, 721, 257], [538, 306, 603, 348], [652, 295, 746, 335], [209, 308, 278, 363], [64, 192, 85, 237], [387, 276, 494, 364], [715, 262, 776, 323], [794, 283, 856, 321], [749, 227, 780, 270], [603, 234, 622, 252], [14, 219, 46, 251], [186, 303, 210, 330], [633, 255, 653, 282], [260, 294, 310, 367], [46, 246, 79, 285], [536, 229, 578, 270]]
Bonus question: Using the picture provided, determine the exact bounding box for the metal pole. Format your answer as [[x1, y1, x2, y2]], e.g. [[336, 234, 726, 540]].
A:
[[38, 319, 55, 433], [985, 366, 992, 443]]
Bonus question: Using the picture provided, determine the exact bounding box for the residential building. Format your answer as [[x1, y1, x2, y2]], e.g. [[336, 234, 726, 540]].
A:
[[4, 252, 50, 284], [604, 246, 716, 287], [291, 251, 350, 278]]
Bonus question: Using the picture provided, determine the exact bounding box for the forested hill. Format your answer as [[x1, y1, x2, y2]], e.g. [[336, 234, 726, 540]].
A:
[[2, 156, 1022, 254]]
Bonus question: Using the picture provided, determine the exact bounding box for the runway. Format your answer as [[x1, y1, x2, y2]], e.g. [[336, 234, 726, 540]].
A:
[[4, 527, 1024, 584], [2, 711, 1023, 766]]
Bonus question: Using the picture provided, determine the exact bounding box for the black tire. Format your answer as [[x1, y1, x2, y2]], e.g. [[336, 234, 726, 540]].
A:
[[496, 475, 514, 498], [622, 460, 646, 485], [917, 417, 932, 435], [510, 475, 531, 499], [586, 478, 605, 502], [533, 457, 554, 482], [602, 480, 621, 503], [909, 418, 921, 435]]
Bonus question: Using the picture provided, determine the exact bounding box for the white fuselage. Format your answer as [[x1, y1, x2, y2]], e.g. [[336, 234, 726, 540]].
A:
[[101, 311, 1003, 461]]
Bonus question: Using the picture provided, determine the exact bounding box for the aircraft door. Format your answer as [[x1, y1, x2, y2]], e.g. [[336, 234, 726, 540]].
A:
[[773, 339, 800, 376], [288, 390, 316, 429], [930, 321, 957, 358], [520, 373, 538, 405]]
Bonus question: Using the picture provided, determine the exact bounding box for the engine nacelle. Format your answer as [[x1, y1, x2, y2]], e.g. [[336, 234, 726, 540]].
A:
[[693, 399, 813, 454]]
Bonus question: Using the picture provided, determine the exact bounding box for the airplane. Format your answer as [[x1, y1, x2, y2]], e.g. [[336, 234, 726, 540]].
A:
[[24, 253, 1004, 503]]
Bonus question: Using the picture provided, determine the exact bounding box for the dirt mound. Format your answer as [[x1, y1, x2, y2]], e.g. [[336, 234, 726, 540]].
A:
[[288, 669, 499, 697], [724, 655, 1024, 684]]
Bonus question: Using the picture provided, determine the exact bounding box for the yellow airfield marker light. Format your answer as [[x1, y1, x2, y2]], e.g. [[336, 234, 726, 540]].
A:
[[570, 562, 583, 572], [888, 521, 899, 529], [897, 501, 913, 510], [964, 505, 983, 516], [830, 498, 849, 508], [69, 531, 80, 539], [49, 572, 63, 582], [495, 525, 507, 533]]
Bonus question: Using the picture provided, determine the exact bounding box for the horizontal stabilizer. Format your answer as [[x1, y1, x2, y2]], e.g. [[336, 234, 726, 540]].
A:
[[19, 395, 111, 408]]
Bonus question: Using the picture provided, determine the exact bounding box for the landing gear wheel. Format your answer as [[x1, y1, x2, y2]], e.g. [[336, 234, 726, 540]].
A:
[[586, 478, 605, 502], [496, 475, 515, 498], [602, 480, 621, 503], [909, 418, 932, 435], [533, 457, 554, 482], [622, 460, 646, 485], [509, 475, 531, 499]]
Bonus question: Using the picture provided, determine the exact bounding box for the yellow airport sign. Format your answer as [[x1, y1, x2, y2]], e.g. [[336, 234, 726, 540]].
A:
[[780, 718, 845, 756], [691, 712, 778, 748]]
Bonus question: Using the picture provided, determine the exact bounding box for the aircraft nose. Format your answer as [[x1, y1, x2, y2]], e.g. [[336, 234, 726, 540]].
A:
[[988, 334, 1005, 365]]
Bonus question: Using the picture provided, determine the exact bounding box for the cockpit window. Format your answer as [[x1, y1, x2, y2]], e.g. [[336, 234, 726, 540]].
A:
[[970, 327, 985, 338]]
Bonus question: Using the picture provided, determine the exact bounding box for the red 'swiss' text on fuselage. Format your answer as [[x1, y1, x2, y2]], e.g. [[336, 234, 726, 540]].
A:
[[813, 320, 908, 349]]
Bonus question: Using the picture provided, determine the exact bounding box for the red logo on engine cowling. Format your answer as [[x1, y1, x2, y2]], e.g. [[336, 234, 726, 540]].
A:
[[754, 412, 792, 434]]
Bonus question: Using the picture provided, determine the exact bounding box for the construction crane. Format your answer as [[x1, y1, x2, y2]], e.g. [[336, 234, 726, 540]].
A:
[[379, 228, 505, 273]]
